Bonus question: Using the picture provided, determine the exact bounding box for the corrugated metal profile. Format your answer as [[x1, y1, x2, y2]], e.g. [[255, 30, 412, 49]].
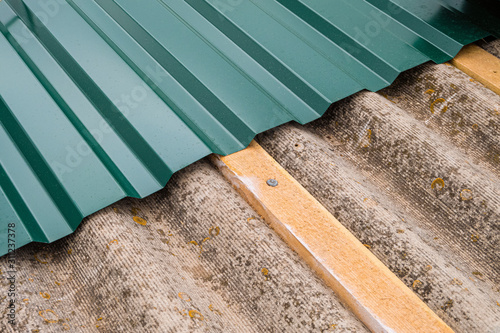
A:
[[0, 0, 499, 255]]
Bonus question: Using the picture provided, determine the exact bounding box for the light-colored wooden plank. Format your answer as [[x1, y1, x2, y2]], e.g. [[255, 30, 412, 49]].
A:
[[212, 141, 453, 333], [451, 44, 500, 95]]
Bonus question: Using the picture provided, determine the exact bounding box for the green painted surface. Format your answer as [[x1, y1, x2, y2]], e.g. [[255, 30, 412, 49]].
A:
[[0, 0, 498, 255]]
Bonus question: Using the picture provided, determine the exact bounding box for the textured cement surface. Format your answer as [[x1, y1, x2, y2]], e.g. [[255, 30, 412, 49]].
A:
[[0, 161, 367, 333], [257, 61, 500, 333], [478, 38, 500, 59]]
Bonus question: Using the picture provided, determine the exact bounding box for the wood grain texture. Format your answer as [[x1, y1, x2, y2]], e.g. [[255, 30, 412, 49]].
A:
[[451, 44, 500, 95], [213, 141, 453, 333]]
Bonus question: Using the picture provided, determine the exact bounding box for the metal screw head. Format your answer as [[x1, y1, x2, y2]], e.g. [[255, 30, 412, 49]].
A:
[[266, 179, 278, 187]]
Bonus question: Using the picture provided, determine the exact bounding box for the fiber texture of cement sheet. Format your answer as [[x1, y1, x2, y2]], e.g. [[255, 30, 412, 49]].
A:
[[0, 160, 367, 333], [257, 44, 500, 333], [478, 38, 500, 59]]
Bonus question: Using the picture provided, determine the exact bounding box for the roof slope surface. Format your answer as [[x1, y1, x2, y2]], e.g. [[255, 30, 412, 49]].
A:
[[0, 0, 499, 254]]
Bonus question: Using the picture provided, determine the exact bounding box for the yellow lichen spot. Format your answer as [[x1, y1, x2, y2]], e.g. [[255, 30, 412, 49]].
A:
[[106, 239, 118, 249], [469, 78, 475, 82], [39, 309, 58, 323], [381, 93, 396, 103], [362, 197, 378, 208], [113, 207, 119, 213], [34, 253, 49, 264], [431, 178, 445, 191], [23, 298, 29, 304], [430, 98, 448, 114], [331, 324, 337, 330], [471, 234, 479, 242], [208, 304, 222, 315], [62, 323, 70, 330], [425, 265, 433, 271], [397, 229, 405, 234], [209, 226, 220, 237], [425, 89, 435, 95], [55, 281, 61, 286], [360, 129, 372, 148], [130, 207, 141, 215], [178, 292, 191, 302], [39, 292, 50, 300], [247, 216, 257, 222], [67, 249, 72, 255], [261, 268, 269, 276], [472, 123, 479, 130], [133, 216, 147, 225], [496, 301, 500, 307], [190, 240, 205, 256], [472, 271, 483, 277], [32, 330, 40, 333], [363, 244, 371, 249], [442, 299, 453, 310], [451, 278, 463, 285], [460, 189, 473, 201], [97, 317, 103, 321], [188, 310, 204, 321]]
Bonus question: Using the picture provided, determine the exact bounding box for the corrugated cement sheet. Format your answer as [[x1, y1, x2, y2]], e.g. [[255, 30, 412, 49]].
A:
[[256, 40, 500, 332], [0, 0, 499, 254]]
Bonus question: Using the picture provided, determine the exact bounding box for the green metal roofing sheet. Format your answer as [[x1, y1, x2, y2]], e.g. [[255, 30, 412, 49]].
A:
[[1, 0, 499, 255]]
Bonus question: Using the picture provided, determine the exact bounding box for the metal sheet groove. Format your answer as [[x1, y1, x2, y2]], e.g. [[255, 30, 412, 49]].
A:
[[0, 0, 499, 254]]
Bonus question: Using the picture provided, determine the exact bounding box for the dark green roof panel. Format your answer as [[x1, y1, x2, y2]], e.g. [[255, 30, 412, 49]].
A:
[[1, 0, 499, 255]]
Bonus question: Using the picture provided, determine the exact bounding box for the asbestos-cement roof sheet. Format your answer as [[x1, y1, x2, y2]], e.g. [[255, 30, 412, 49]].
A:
[[0, 0, 499, 255]]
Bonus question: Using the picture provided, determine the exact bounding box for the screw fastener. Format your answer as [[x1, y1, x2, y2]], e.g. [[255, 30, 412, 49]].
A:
[[267, 179, 278, 187]]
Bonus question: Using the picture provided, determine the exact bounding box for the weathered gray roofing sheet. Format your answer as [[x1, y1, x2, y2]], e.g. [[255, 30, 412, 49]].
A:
[[1, 0, 499, 254], [257, 42, 500, 332], [0, 160, 369, 333], [478, 37, 500, 58]]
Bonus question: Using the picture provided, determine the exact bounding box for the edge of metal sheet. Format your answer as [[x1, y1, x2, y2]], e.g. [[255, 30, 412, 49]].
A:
[[0, 0, 499, 256]]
